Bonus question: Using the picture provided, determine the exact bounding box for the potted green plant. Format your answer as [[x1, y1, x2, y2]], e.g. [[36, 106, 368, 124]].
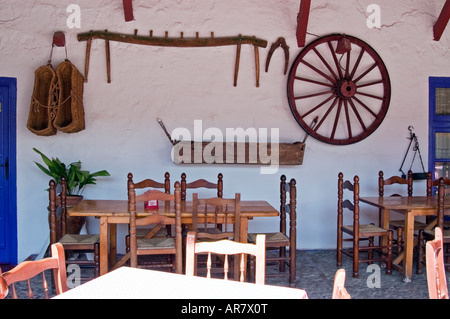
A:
[[33, 148, 110, 196], [33, 147, 110, 234]]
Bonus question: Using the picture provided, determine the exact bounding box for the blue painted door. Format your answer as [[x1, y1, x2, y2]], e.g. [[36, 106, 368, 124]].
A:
[[0, 77, 17, 264]]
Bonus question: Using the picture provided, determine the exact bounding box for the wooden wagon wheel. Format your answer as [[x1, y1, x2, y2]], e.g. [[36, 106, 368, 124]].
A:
[[287, 34, 391, 145]]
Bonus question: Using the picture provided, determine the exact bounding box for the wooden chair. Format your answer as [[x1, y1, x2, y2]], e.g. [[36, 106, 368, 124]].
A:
[[337, 172, 393, 278], [425, 227, 449, 299], [126, 172, 171, 240], [181, 172, 223, 200], [332, 269, 351, 299], [418, 177, 450, 274], [185, 231, 266, 284], [128, 180, 183, 273], [378, 170, 426, 255], [247, 175, 297, 287], [1, 243, 68, 299], [49, 177, 100, 279]]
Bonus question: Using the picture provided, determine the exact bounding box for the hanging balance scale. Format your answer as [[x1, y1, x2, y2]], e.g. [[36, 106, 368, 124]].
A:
[[287, 34, 391, 145], [399, 126, 427, 180]]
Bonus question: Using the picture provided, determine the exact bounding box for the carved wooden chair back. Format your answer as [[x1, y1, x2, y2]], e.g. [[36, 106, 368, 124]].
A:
[[128, 172, 171, 193], [181, 172, 223, 200], [128, 181, 183, 273], [378, 170, 413, 197], [185, 231, 266, 284], [49, 177, 100, 278], [332, 268, 351, 299], [426, 226, 449, 299], [191, 193, 240, 241], [1, 243, 68, 299]]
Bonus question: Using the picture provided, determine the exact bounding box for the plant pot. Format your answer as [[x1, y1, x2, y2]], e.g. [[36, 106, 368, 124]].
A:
[[65, 195, 86, 235]]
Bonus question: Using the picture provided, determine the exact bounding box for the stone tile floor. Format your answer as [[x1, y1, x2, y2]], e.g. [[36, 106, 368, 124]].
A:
[[2, 249, 434, 299], [266, 250, 430, 299]]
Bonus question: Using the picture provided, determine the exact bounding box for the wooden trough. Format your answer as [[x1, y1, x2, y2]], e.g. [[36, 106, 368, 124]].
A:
[[172, 141, 305, 165]]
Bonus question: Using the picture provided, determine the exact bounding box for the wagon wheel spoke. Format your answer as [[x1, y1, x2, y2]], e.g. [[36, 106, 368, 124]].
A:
[[294, 76, 335, 87], [287, 34, 390, 145], [302, 94, 335, 118]]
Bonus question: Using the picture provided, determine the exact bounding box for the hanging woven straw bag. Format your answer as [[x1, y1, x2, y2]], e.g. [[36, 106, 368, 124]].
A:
[[26, 64, 58, 136], [53, 59, 85, 133]]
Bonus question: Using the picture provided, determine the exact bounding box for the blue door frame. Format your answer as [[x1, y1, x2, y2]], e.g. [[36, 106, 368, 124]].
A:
[[0, 77, 17, 264]]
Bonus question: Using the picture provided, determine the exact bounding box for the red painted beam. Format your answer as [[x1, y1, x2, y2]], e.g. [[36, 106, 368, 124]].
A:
[[434, 0, 450, 41], [123, 0, 134, 22], [296, 0, 311, 47]]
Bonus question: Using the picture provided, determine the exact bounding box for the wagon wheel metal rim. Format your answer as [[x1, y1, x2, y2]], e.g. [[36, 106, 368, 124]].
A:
[[287, 34, 391, 145]]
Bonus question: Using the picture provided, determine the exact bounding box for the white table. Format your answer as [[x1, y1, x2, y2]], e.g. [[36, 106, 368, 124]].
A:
[[54, 266, 308, 299]]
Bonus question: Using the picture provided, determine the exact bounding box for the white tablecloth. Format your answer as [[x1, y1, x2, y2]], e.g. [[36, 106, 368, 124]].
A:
[[54, 266, 308, 299]]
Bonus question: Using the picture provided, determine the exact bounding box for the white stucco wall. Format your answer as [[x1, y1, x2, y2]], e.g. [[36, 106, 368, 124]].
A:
[[1, 0, 449, 261]]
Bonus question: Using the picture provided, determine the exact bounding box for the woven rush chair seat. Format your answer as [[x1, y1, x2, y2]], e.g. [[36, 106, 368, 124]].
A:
[[59, 234, 100, 246], [135, 227, 168, 238], [389, 219, 427, 230], [423, 228, 450, 238], [136, 237, 175, 250], [342, 223, 392, 235], [248, 232, 289, 245]]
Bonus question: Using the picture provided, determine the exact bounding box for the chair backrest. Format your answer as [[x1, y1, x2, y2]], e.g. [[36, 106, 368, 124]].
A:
[[378, 170, 413, 197], [128, 180, 182, 272], [185, 231, 266, 284], [332, 269, 351, 299], [426, 172, 450, 196], [181, 172, 223, 200], [127, 172, 170, 193], [49, 176, 79, 245], [279, 175, 297, 240], [1, 243, 68, 299], [426, 226, 449, 299], [191, 193, 241, 241], [337, 172, 359, 229]]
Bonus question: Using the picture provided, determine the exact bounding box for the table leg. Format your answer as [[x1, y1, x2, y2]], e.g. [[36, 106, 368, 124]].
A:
[[403, 211, 415, 282], [109, 224, 117, 267], [381, 209, 390, 250], [99, 217, 109, 276]]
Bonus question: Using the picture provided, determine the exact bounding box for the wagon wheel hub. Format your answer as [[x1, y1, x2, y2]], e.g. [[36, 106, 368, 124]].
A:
[[336, 80, 357, 99]]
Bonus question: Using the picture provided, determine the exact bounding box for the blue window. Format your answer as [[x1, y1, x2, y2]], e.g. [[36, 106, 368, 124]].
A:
[[429, 77, 450, 180]]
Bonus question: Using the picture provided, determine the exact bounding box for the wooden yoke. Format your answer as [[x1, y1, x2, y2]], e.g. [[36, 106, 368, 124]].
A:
[[78, 30, 267, 86]]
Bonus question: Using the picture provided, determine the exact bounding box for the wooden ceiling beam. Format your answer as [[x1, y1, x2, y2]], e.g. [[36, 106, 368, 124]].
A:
[[296, 0, 311, 47], [434, 0, 450, 41], [123, 0, 134, 22]]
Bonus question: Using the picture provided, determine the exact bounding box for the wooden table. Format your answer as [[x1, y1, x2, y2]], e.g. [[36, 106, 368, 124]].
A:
[[53, 266, 308, 299], [68, 199, 279, 275], [360, 195, 444, 282]]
